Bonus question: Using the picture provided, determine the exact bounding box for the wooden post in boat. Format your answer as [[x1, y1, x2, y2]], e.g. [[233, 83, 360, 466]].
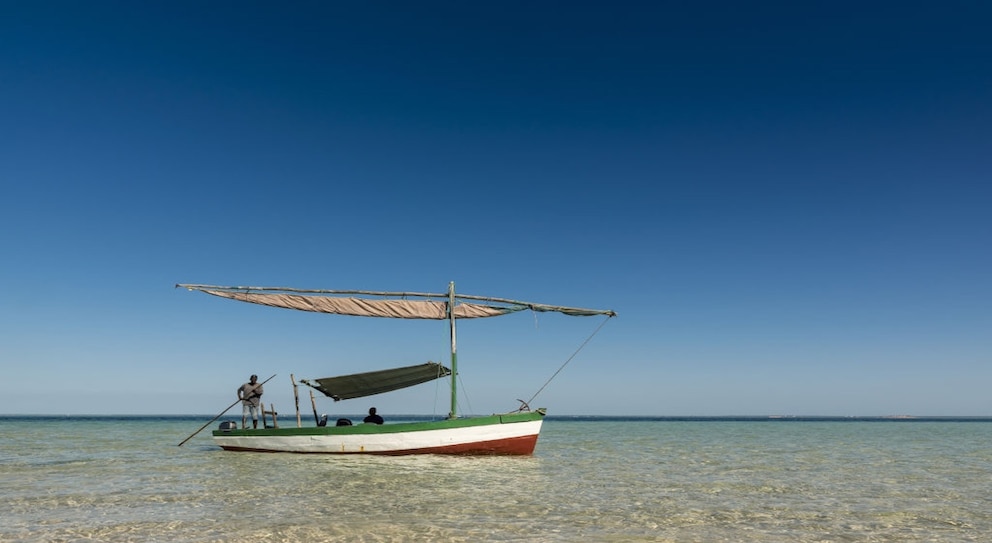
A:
[[309, 389, 319, 424], [291, 374, 301, 428], [261, 403, 278, 428], [260, 402, 268, 428]]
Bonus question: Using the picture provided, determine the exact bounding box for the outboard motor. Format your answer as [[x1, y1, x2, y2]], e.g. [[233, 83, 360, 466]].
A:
[[218, 421, 237, 432], [317, 414, 328, 427]]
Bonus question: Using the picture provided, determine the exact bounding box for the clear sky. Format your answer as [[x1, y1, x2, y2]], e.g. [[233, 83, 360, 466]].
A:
[[2, 2, 989, 417]]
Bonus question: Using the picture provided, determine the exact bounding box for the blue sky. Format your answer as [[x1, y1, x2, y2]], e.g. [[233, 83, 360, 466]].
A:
[[2, 2, 989, 416]]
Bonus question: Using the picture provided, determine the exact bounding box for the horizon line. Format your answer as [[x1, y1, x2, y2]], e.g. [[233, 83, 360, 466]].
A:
[[3, 413, 992, 420]]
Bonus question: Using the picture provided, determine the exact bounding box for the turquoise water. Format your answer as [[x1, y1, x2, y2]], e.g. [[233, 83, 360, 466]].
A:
[[2, 416, 991, 542]]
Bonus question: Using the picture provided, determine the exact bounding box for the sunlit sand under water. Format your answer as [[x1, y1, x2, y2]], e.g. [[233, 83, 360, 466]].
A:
[[2, 416, 991, 542]]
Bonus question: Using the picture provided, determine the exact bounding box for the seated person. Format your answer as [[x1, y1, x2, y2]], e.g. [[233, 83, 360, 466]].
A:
[[363, 407, 384, 424]]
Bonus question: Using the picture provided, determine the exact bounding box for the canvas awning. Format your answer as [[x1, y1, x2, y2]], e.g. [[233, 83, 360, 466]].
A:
[[301, 362, 451, 401]]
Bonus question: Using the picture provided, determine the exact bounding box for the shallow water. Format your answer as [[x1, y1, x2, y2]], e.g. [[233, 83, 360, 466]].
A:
[[2, 417, 990, 542]]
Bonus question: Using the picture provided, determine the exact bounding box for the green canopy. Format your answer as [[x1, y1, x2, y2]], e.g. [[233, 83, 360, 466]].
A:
[[302, 362, 451, 401]]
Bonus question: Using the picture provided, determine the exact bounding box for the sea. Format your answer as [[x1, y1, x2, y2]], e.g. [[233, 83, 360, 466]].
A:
[[2, 415, 990, 542]]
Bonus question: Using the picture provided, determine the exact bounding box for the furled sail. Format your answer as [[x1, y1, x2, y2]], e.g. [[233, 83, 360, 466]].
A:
[[199, 289, 519, 319], [176, 284, 616, 320], [301, 362, 452, 401]]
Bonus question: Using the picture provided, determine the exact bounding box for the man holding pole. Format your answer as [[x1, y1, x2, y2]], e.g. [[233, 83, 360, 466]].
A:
[[237, 374, 264, 429]]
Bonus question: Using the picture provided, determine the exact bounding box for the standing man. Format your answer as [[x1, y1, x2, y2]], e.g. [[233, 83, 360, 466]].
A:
[[237, 374, 264, 429]]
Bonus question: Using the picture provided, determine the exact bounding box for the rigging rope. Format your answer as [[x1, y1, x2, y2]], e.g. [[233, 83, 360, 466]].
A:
[[434, 357, 474, 418], [526, 315, 613, 406], [458, 371, 474, 416]]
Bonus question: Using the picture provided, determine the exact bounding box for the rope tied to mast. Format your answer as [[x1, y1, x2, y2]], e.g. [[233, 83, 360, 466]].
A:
[[526, 315, 613, 407]]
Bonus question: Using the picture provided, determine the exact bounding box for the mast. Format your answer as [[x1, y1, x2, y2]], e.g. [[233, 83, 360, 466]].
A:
[[448, 281, 458, 418]]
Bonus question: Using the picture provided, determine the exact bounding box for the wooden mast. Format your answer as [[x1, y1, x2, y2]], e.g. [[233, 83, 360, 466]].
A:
[[448, 281, 458, 419]]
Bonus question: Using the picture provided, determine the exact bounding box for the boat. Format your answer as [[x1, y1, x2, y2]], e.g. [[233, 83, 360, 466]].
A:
[[177, 282, 615, 455]]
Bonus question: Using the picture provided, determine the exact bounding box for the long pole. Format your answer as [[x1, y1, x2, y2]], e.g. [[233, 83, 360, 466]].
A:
[[177, 373, 277, 447]]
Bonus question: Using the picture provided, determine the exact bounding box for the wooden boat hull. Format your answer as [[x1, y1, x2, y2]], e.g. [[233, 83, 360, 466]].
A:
[[211, 410, 545, 455]]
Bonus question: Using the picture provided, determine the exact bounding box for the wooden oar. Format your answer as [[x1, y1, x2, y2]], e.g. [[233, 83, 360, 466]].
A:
[[177, 373, 277, 447]]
